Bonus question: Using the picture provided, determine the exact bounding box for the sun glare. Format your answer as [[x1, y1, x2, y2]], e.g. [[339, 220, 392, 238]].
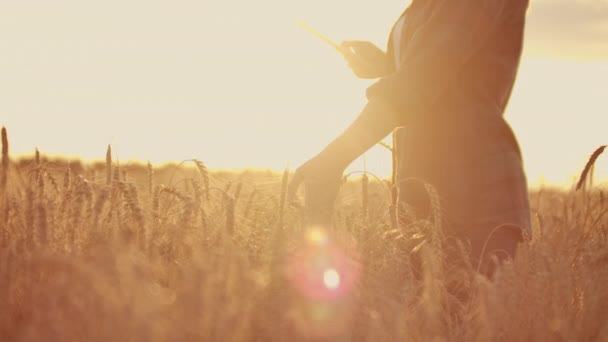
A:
[[323, 269, 340, 290], [306, 228, 328, 246]]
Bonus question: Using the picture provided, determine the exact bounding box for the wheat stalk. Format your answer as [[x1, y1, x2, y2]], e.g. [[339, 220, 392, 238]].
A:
[[125, 183, 144, 228], [378, 141, 393, 152], [105, 145, 112, 186], [36, 201, 48, 246], [225, 196, 235, 235], [233, 182, 243, 207], [279, 166, 289, 229], [244, 188, 258, 218], [37, 164, 45, 199], [362, 173, 369, 221], [25, 188, 35, 248], [577, 145, 607, 191], [35, 148, 40, 167], [113, 165, 120, 184], [147, 161, 154, 196], [194, 160, 210, 199], [46, 171, 60, 194], [92, 188, 109, 229], [68, 179, 88, 252], [63, 164, 72, 191], [1, 127, 8, 191]]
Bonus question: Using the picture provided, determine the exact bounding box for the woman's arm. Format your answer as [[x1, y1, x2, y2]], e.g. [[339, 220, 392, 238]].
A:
[[316, 99, 399, 169], [290, 0, 520, 193], [288, 99, 398, 196]]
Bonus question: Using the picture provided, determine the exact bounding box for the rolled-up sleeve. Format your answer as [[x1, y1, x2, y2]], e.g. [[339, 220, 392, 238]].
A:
[[366, 0, 512, 125]]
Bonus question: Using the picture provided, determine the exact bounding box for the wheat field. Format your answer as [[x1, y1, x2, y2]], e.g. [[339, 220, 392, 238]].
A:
[[0, 126, 607, 342]]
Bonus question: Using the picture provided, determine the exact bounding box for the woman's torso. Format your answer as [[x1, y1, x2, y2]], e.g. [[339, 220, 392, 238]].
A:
[[387, 0, 527, 137], [388, 0, 531, 232]]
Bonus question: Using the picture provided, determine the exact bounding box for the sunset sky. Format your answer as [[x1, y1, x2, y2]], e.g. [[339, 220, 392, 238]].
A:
[[1, 0, 607, 186]]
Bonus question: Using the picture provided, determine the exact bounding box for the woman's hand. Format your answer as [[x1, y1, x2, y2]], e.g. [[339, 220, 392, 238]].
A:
[[288, 154, 345, 225], [288, 153, 345, 205], [341, 40, 390, 79], [287, 94, 400, 220]]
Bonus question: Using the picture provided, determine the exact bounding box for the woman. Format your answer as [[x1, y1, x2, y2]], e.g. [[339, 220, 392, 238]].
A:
[[289, 0, 531, 276]]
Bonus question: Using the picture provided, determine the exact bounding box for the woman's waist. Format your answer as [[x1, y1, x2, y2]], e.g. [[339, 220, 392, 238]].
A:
[[394, 113, 521, 155]]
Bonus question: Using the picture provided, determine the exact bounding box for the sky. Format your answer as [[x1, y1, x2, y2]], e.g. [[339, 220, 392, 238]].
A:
[[1, 0, 607, 187]]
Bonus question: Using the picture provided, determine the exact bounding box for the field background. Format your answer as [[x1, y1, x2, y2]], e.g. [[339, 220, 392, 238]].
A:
[[1, 128, 608, 341]]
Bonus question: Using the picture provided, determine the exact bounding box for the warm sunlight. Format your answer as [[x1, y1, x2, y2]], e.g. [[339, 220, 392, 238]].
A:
[[1, 0, 607, 185], [2, 1, 608, 341]]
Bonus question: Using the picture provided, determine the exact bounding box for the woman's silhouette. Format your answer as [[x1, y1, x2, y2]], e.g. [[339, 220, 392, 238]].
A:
[[290, 0, 531, 276]]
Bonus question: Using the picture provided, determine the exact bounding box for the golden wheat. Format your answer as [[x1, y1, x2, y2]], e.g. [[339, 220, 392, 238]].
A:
[[0, 128, 606, 341], [577, 145, 607, 191]]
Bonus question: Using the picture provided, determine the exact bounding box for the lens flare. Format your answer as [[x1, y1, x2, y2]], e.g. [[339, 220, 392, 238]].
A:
[[286, 227, 361, 340], [287, 227, 359, 301], [306, 227, 328, 246], [323, 269, 340, 290]]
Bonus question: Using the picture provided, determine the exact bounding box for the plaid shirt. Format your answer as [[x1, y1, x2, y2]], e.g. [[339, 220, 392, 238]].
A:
[[369, 0, 532, 238]]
